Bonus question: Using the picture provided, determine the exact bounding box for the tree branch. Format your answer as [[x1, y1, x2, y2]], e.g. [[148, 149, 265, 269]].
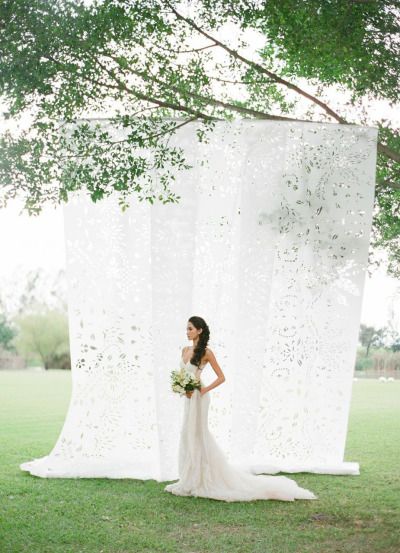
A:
[[377, 142, 400, 164], [167, 4, 400, 170], [102, 52, 306, 122], [154, 42, 218, 54], [103, 116, 200, 145], [376, 178, 400, 191], [44, 52, 219, 123], [94, 57, 220, 122], [167, 3, 347, 123], [204, 74, 276, 85]]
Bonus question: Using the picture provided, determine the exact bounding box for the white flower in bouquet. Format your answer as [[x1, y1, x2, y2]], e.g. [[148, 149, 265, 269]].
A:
[[170, 367, 201, 396]]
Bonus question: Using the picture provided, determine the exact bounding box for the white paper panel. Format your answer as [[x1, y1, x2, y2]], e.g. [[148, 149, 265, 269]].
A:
[[20, 120, 378, 479]]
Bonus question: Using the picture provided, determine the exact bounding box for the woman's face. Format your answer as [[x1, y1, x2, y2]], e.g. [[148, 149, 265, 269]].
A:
[[187, 321, 201, 341]]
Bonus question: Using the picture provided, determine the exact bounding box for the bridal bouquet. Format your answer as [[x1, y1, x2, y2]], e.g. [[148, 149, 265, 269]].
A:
[[170, 368, 201, 396]]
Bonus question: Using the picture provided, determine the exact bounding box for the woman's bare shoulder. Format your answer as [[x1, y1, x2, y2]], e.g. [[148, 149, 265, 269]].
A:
[[205, 347, 214, 357]]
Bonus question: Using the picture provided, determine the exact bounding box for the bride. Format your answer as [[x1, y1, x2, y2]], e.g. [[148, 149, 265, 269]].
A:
[[164, 316, 318, 502]]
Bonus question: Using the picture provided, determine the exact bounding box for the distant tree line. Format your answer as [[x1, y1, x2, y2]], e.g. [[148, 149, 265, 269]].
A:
[[357, 323, 400, 373], [0, 269, 70, 370]]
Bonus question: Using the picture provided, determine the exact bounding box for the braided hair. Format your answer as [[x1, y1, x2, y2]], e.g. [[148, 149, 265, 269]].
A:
[[188, 316, 210, 368]]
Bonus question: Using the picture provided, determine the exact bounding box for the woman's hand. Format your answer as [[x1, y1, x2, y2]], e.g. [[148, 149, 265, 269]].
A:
[[185, 388, 207, 398]]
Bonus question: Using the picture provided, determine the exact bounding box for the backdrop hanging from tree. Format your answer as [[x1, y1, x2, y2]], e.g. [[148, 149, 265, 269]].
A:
[[20, 119, 377, 479]]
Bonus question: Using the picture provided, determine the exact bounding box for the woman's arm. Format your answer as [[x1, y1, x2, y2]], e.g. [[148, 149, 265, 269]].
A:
[[200, 348, 225, 396]]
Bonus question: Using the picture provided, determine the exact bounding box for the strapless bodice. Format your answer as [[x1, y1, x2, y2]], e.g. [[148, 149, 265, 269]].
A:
[[180, 357, 204, 380]]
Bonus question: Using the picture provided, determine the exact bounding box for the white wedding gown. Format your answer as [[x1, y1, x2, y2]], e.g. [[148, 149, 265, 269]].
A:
[[164, 357, 318, 502]]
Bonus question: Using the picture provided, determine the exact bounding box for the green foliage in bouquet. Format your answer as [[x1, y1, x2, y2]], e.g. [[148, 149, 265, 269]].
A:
[[170, 367, 201, 396]]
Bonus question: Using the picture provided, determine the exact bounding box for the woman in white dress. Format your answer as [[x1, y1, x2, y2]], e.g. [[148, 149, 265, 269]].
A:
[[164, 316, 318, 502]]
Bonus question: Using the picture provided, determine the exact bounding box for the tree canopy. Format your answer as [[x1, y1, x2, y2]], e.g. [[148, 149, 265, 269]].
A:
[[0, 313, 16, 351], [14, 309, 69, 369], [1, 0, 399, 274]]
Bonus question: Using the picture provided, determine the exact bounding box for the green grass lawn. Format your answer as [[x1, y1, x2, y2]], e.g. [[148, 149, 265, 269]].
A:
[[0, 371, 399, 553]]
